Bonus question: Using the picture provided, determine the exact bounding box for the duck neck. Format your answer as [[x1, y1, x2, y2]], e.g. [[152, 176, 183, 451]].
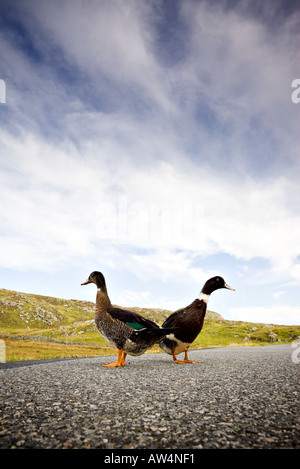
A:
[[197, 291, 210, 304], [95, 286, 112, 316]]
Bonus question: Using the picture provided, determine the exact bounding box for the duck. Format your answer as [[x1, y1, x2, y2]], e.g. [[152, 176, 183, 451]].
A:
[[81, 271, 177, 367], [158, 276, 235, 364]]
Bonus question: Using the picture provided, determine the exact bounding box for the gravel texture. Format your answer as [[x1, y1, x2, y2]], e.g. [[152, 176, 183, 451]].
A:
[[0, 344, 299, 449]]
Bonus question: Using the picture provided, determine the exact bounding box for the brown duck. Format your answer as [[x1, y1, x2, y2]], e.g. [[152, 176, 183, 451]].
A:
[[81, 271, 177, 367], [158, 276, 235, 363]]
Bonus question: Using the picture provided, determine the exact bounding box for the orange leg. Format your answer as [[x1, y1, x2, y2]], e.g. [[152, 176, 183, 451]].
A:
[[120, 352, 127, 366], [172, 349, 199, 364], [102, 349, 126, 367]]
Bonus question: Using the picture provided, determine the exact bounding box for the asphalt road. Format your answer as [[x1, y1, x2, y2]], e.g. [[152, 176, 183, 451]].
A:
[[0, 344, 299, 450]]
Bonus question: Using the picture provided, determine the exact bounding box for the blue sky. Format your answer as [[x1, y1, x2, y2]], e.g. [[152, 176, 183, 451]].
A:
[[0, 0, 299, 325]]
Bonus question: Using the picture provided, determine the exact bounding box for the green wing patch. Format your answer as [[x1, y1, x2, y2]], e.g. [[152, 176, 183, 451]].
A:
[[126, 322, 145, 330]]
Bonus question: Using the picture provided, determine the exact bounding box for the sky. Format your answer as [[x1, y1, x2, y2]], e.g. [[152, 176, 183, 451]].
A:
[[0, 0, 299, 325]]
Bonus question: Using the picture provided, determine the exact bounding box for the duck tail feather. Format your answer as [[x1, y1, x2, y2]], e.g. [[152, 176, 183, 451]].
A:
[[135, 327, 177, 341]]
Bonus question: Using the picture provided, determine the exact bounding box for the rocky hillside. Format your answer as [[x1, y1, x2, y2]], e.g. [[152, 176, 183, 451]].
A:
[[0, 288, 223, 336]]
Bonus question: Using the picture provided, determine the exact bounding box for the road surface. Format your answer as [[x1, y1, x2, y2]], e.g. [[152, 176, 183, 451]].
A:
[[0, 344, 299, 449]]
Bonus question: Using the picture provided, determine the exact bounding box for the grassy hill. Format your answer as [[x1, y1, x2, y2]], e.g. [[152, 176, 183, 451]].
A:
[[0, 288, 299, 361]]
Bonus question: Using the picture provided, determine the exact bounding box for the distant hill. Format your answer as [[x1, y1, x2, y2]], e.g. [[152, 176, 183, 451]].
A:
[[1, 288, 299, 362]]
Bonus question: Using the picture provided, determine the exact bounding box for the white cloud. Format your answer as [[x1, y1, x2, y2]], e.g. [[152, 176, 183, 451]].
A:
[[1, 124, 299, 288], [228, 305, 300, 326], [22, 0, 174, 115], [118, 289, 151, 306]]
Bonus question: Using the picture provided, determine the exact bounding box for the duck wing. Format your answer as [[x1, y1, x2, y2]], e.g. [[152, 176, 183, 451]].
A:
[[161, 300, 206, 343], [161, 306, 188, 329], [107, 306, 160, 330]]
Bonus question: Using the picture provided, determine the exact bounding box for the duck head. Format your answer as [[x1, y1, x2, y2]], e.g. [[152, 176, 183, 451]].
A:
[[81, 271, 106, 290], [202, 276, 235, 295]]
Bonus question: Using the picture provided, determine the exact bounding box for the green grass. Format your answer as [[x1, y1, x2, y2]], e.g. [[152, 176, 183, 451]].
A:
[[1, 288, 299, 361], [3, 338, 115, 362]]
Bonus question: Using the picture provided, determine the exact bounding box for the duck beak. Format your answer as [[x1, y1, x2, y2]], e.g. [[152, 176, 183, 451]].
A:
[[81, 279, 91, 285], [224, 283, 235, 291]]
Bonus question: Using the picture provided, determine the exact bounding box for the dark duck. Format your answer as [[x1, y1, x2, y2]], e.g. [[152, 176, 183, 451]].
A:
[[81, 271, 177, 367], [158, 276, 235, 364]]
